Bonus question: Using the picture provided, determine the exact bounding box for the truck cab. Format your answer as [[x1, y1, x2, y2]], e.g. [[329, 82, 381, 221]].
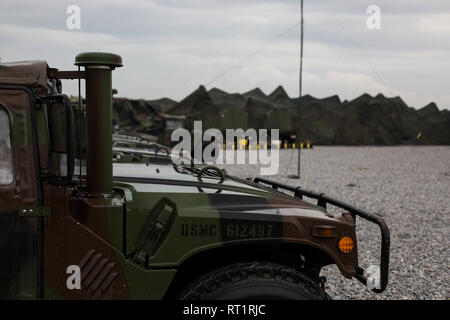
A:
[[0, 53, 389, 299]]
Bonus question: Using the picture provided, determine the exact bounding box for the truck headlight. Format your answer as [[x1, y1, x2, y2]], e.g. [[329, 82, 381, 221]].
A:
[[338, 236, 354, 254]]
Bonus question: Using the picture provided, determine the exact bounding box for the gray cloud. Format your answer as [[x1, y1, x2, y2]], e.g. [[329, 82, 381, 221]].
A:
[[0, 0, 449, 109]]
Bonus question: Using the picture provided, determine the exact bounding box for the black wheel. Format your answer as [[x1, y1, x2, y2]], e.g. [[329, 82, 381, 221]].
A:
[[178, 261, 329, 300]]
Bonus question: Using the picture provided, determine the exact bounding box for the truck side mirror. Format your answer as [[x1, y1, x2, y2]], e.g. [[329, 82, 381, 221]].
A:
[[47, 94, 75, 185]]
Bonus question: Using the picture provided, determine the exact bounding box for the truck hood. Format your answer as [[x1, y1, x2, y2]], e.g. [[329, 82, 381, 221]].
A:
[[113, 162, 332, 220]]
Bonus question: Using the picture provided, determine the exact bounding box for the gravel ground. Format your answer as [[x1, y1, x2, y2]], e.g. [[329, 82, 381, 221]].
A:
[[217, 146, 450, 300]]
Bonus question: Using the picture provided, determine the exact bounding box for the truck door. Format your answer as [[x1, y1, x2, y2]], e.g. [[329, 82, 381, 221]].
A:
[[0, 87, 43, 299]]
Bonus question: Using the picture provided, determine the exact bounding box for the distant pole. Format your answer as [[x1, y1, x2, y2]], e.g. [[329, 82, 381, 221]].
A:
[[297, 0, 303, 179], [290, 0, 303, 179]]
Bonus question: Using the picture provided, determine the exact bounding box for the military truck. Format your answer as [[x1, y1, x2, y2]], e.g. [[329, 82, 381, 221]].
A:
[[0, 52, 390, 299]]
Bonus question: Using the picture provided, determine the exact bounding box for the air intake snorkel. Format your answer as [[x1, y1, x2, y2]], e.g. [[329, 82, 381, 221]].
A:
[[74, 52, 122, 194]]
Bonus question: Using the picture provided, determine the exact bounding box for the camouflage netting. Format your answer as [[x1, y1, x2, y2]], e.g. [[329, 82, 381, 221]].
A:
[[74, 85, 449, 146], [70, 95, 184, 144], [166, 86, 450, 145]]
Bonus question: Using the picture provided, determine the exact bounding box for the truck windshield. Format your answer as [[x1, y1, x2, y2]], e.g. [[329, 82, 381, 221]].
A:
[[0, 107, 13, 185]]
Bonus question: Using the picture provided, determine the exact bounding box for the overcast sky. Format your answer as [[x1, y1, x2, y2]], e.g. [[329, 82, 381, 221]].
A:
[[1, 0, 449, 109]]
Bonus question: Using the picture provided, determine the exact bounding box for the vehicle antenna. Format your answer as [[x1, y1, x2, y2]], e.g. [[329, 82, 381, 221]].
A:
[[78, 66, 82, 184], [289, 0, 303, 180]]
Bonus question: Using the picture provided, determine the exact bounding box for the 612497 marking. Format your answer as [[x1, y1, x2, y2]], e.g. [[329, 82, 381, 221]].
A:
[[225, 223, 273, 238]]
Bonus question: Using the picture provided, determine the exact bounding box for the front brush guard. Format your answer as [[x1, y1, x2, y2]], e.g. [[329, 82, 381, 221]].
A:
[[254, 177, 390, 293]]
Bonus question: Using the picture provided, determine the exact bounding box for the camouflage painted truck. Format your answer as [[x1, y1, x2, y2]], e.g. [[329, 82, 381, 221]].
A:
[[0, 52, 390, 299]]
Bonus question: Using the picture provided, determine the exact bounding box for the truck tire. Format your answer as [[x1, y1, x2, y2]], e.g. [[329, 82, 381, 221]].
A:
[[179, 261, 330, 300]]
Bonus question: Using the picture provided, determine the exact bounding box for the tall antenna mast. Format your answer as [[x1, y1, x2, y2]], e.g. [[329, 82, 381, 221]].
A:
[[290, 0, 303, 179], [299, 0, 304, 108]]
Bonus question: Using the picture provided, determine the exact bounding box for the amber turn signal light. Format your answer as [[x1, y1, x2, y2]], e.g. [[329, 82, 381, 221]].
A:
[[338, 236, 354, 253], [317, 228, 333, 237], [311, 226, 336, 238]]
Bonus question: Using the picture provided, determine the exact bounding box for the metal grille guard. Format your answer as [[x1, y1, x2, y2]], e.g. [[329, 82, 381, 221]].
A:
[[253, 177, 390, 293]]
